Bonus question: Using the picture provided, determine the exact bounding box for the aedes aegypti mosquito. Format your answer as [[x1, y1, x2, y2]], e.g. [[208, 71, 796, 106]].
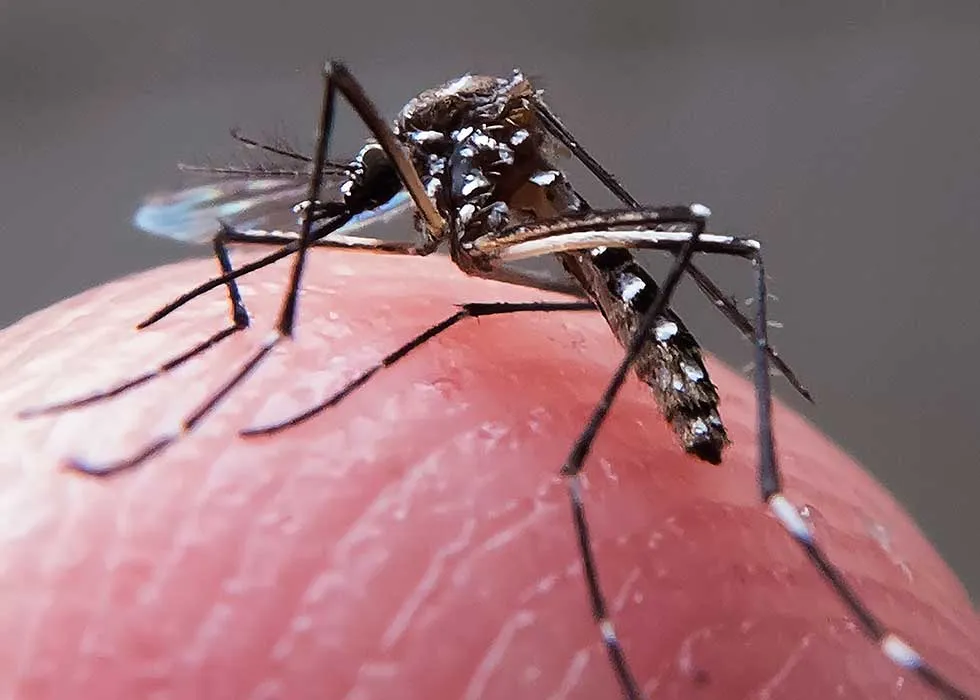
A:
[[20, 62, 972, 699]]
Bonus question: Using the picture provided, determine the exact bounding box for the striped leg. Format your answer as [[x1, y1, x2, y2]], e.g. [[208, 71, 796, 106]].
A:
[[19, 224, 251, 417]]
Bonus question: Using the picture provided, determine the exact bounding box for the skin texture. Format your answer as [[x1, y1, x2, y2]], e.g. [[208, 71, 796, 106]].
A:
[[0, 250, 977, 700]]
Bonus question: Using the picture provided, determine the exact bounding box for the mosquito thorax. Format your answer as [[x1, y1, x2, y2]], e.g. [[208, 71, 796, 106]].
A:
[[394, 71, 580, 248]]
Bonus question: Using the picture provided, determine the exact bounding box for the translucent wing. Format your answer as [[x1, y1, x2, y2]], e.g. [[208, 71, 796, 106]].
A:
[[134, 171, 414, 244]]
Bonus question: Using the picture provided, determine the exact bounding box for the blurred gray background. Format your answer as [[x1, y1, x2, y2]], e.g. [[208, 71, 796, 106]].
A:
[[1, 1, 977, 598]]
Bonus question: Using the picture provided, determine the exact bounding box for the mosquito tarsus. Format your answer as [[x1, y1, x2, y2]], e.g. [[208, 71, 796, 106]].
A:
[[19, 61, 971, 699]]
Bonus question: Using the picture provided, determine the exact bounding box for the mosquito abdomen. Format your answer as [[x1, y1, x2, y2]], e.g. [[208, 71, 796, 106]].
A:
[[559, 246, 728, 464]]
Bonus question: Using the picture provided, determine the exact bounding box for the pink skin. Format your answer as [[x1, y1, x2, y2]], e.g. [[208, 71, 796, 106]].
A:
[[0, 251, 976, 700]]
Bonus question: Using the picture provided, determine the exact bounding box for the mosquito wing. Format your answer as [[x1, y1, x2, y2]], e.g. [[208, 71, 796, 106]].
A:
[[133, 170, 414, 244]]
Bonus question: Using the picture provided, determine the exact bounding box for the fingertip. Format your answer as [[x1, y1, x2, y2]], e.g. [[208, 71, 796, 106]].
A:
[[0, 251, 976, 699]]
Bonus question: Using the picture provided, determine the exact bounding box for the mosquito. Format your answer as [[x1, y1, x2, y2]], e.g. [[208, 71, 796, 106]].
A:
[[19, 62, 971, 699]]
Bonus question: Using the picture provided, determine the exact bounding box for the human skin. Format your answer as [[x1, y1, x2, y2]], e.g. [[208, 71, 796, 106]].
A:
[[0, 251, 977, 699]]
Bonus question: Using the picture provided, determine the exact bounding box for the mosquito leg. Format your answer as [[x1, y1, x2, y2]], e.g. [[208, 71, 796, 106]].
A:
[[241, 300, 595, 436], [137, 232, 427, 330], [531, 96, 809, 399], [18, 327, 240, 417], [157, 224, 516, 335], [750, 257, 972, 700], [683, 266, 811, 400], [70, 301, 592, 476], [213, 222, 251, 328], [530, 95, 639, 209], [138, 240, 301, 329], [559, 204, 708, 700], [18, 225, 253, 417]]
